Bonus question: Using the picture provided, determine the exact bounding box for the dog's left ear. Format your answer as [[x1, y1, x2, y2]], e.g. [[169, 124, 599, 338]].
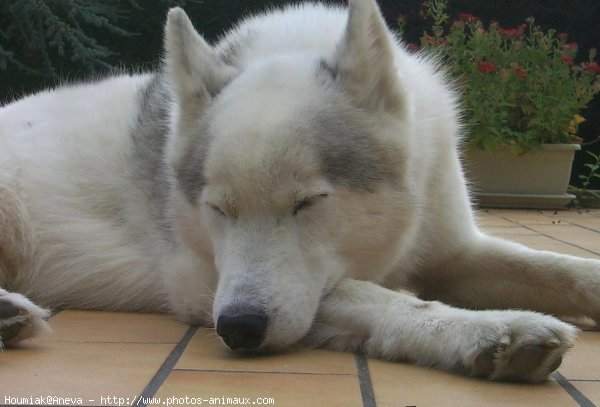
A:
[[330, 0, 405, 115], [164, 8, 236, 106]]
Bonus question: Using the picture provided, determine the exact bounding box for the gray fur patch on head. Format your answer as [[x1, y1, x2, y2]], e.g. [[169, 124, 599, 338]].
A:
[[311, 61, 400, 191], [309, 110, 398, 191], [317, 58, 337, 80], [173, 119, 213, 204], [129, 74, 171, 226]]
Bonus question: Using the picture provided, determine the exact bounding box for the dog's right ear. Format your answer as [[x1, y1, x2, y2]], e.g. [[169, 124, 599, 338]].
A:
[[163, 8, 236, 167]]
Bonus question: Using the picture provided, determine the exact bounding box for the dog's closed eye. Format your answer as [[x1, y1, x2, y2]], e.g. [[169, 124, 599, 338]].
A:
[[206, 203, 227, 217], [293, 193, 328, 216]]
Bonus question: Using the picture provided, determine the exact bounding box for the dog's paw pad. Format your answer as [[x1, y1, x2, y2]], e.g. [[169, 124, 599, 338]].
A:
[[0, 322, 24, 342], [471, 346, 495, 377], [500, 341, 566, 382], [471, 340, 565, 382], [510, 345, 547, 375], [0, 299, 21, 319], [0, 293, 51, 347], [467, 314, 576, 383]]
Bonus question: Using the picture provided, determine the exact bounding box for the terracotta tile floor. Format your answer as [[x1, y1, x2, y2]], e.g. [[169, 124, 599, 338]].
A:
[[2, 209, 600, 407]]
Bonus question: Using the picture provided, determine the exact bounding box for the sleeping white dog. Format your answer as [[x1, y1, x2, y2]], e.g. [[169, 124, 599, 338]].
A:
[[1, 0, 598, 383]]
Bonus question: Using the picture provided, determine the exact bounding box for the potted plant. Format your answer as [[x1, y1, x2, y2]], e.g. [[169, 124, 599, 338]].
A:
[[408, 0, 600, 208]]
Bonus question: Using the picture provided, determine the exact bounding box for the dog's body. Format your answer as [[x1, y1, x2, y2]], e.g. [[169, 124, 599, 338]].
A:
[[1, 0, 599, 382]]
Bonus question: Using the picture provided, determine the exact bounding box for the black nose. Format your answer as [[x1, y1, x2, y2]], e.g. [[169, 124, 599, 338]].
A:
[[216, 313, 267, 350]]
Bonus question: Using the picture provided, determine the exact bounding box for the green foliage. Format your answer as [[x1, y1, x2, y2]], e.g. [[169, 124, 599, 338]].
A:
[[0, 0, 189, 81], [577, 151, 600, 196], [417, 0, 600, 155], [0, 0, 134, 77]]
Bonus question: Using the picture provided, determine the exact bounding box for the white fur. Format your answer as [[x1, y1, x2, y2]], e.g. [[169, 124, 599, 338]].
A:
[[0, 0, 598, 382]]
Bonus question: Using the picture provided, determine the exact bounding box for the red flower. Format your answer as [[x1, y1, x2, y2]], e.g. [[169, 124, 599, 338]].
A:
[[557, 33, 568, 40], [563, 42, 578, 50], [513, 66, 527, 79], [560, 55, 574, 65], [457, 13, 478, 23], [584, 63, 600, 73], [406, 43, 420, 52], [477, 61, 495, 73], [500, 28, 520, 37]]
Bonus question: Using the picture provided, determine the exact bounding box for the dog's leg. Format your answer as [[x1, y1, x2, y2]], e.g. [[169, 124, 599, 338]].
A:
[[417, 234, 600, 324], [0, 288, 51, 348], [305, 278, 577, 382]]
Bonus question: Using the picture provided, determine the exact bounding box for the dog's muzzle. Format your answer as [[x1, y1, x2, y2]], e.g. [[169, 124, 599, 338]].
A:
[[216, 313, 268, 350]]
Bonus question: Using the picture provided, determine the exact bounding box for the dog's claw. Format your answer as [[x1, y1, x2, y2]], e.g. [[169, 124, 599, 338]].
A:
[[548, 356, 563, 373], [499, 335, 511, 347]]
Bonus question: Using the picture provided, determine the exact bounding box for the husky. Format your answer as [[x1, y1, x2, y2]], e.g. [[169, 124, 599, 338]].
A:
[[0, 0, 598, 383]]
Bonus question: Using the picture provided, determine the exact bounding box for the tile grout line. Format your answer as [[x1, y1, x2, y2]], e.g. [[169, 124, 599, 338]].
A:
[[133, 325, 198, 407], [534, 211, 600, 236], [491, 213, 600, 256], [562, 222, 600, 235], [519, 223, 600, 256], [553, 372, 597, 407], [355, 353, 376, 407], [172, 367, 355, 376]]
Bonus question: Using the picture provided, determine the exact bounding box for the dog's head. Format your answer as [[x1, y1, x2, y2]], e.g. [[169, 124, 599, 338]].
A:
[[163, 0, 415, 350]]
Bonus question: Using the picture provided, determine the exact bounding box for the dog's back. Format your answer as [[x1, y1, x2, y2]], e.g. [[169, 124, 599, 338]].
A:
[[0, 73, 170, 310]]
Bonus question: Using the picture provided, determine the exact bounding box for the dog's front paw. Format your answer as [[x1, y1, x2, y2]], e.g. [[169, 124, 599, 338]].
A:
[[0, 290, 51, 348], [465, 312, 577, 383]]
